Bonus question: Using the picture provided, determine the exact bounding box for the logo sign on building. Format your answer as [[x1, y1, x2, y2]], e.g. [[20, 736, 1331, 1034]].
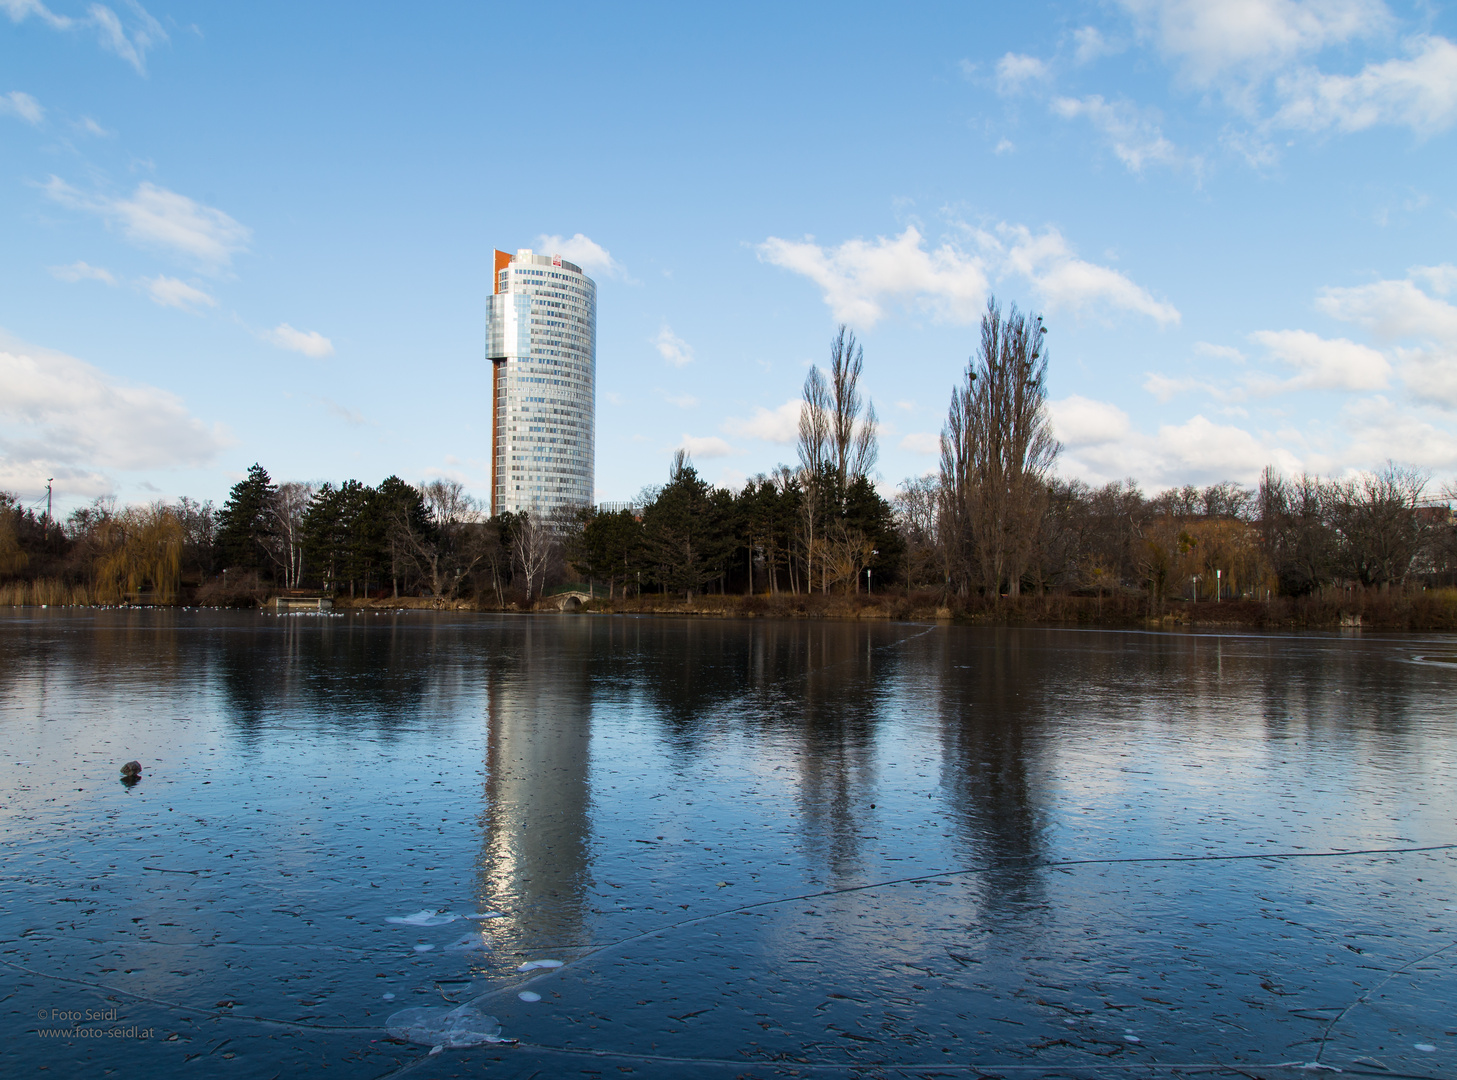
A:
[[552, 254, 562, 267]]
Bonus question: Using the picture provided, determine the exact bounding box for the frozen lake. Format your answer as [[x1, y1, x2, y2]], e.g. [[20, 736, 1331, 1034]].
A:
[[1, 609, 1454, 1078]]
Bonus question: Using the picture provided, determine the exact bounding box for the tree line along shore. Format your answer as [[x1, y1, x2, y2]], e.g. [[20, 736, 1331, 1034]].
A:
[[3, 300, 1454, 630]]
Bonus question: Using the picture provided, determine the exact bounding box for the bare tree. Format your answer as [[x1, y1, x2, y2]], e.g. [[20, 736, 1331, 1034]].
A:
[[396, 479, 492, 600], [263, 482, 314, 588], [1329, 461, 1430, 588], [939, 297, 1060, 598], [796, 326, 882, 594], [827, 325, 878, 493], [511, 507, 556, 604]]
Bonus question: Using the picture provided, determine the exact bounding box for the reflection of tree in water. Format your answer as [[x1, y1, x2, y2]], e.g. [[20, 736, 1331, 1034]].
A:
[[934, 628, 1053, 921], [214, 616, 445, 739], [476, 617, 603, 958], [635, 618, 904, 879]]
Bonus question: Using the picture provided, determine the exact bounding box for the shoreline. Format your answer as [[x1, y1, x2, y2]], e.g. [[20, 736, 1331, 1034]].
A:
[[6, 588, 1456, 631]]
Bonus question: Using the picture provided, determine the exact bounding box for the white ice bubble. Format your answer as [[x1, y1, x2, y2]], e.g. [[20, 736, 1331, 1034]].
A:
[[516, 959, 564, 972], [464, 912, 504, 920], [445, 933, 491, 953], [413, 943, 435, 953], [1416, 1044, 1436, 1052], [1124, 1035, 1140, 1043], [382, 993, 395, 1001], [388, 909, 458, 927], [386, 1004, 511, 1048], [518, 991, 541, 1002]]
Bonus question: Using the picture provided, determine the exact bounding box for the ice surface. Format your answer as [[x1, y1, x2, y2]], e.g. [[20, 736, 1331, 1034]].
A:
[[463, 911, 504, 920], [387, 909, 457, 926], [517, 991, 541, 1002], [445, 933, 490, 952], [1416, 1044, 1436, 1052], [413, 943, 435, 953], [516, 959, 563, 972], [385, 1004, 510, 1048], [382, 993, 395, 1001]]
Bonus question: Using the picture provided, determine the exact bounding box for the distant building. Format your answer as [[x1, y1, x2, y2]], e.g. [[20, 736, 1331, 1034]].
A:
[[485, 248, 596, 517]]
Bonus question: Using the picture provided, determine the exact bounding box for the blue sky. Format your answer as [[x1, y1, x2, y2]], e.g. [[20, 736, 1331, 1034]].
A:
[[3, 0, 1456, 514]]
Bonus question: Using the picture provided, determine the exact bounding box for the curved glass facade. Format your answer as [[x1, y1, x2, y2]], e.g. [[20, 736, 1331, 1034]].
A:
[[486, 248, 596, 517]]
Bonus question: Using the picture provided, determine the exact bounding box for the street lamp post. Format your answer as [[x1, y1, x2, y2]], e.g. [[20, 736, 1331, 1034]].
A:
[[1216, 569, 1222, 602]]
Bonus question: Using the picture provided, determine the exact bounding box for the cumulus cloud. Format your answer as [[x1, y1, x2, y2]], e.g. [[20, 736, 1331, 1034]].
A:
[[0, 330, 230, 492], [0, 90, 43, 125], [995, 53, 1050, 94], [1312, 266, 1457, 409], [1059, 408, 1301, 486], [43, 178, 251, 270], [2, 0, 168, 75], [1249, 328, 1391, 391], [1318, 271, 1457, 341], [654, 324, 694, 367], [1117, 0, 1390, 88], [1274, 36, 1457, 135], [536, 233, 624, 279], [759, 222, 1178, 329], [758, 226, 988, 328], [50, 260, 116, 285], [1048, 395, 1132, 446], [1050, 95, 1190, 172], [1073, 26, 1120, 64], [142, 275, 215, 312], [677, 434, 735, 459], [659, 390, 698, 409], [899, 432, 942, 455], [988, 223, 1182, 326], [722, 400, 800, 444], [265, 323, 334, 358]]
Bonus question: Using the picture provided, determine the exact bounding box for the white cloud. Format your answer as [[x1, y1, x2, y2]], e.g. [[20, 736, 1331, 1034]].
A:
[[2, 0, 167, 75], [660, 390, 698, 409], [89, 1, 167, 75], [0, 330, 230, 488], [1048, 395, 1131, 446], [989, 223, 1182, 326], [1318, 272, 1457, 341], [1143, 373, 1219, 403], [317, 397, 369, 426], [677, 434, 735, 459], [1249, 329, 1390, 391], [1194, 341, 1246, 362], [142, 275, 215, 312], [1274, 36, 1457, 134], [1396, 345, 1457, 409], [78, 116, 110, 137], [1060, 410, 1301, 486], [1050, 95, 1189, 172], [1073, 26, 1120, 64], [43, 178, 251, 269], [995, 52, 1050, 95], [1117, 0, 1390, 88], [994, 138, 1015, 154], [1340, 395, 1457, 469], [536, 233, 623, 278], [760, 222, 1178, 329], [50, 260, 116, 285], [654, 324, 694, 367], [900, 432, 942, 454], [722, 400, 800, 444], [265, 323, 334, 358], [757, 226, 988, 328], [0, 90, 43, 125]]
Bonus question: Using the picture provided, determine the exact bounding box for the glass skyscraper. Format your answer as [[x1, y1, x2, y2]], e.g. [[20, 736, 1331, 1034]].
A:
[[485, 248, 596, 517]]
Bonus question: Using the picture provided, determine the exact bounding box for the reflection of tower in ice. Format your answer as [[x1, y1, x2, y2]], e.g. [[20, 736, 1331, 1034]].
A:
[[476, 620, 597, 955]]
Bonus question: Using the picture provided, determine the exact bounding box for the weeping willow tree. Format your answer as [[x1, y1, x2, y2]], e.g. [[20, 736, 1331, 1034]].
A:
[[93, 504, 184, 603]]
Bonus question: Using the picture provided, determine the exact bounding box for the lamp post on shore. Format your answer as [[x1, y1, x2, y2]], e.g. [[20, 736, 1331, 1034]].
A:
[[1216, 569, 1222, 602]]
